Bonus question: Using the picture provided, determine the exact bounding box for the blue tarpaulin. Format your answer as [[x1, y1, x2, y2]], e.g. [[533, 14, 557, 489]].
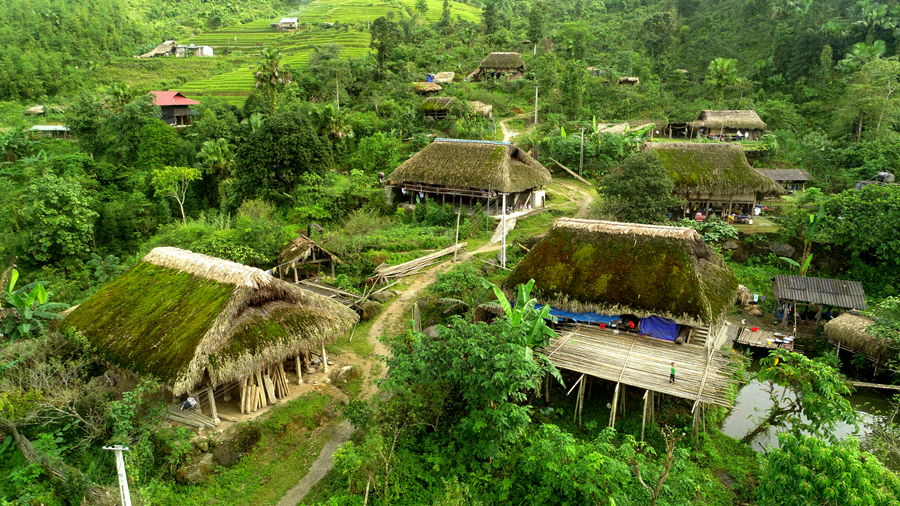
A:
[[640, 316, 679, 342], [534, 304, 619, 325]]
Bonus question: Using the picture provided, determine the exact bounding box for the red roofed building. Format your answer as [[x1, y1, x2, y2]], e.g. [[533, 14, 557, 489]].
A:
[[148, 91, 200, 127]]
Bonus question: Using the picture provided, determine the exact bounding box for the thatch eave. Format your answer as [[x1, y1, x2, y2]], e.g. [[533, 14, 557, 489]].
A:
[[690, 110, 767, 131], [646, 143, 784, 195]]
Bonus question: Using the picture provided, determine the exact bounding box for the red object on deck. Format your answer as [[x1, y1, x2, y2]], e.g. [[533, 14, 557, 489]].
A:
[[751, 327, 759, 332]]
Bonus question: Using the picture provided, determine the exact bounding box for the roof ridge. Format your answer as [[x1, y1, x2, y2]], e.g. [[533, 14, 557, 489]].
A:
[[433, 137, 510, 145]]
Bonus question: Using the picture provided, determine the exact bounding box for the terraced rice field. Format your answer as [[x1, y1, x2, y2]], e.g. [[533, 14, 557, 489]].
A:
[[177, 0, 480, 106]]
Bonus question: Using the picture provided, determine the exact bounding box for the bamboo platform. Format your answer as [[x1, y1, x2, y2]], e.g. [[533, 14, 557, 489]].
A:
[[168, 407, 218, 429], [850, 381, 900, 391], [542, 325, 743, 407], [735, 328, 794, 350]]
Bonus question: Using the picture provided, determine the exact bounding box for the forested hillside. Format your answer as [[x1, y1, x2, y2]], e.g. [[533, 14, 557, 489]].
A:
[[1, 0, 900, 504]]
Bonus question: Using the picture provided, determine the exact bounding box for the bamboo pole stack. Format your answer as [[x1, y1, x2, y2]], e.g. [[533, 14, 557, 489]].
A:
[[239, 363, 295, 414], [373, 243, 467, 284]]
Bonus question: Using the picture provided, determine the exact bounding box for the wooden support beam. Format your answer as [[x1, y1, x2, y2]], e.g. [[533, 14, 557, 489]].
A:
[[641, 389, 650, 443], [296, 355, 303, 385], [549, 157, 592, 186], [608, 383, 620, 428], [321, 342, 329, 374], [207, 385, 220, 425]]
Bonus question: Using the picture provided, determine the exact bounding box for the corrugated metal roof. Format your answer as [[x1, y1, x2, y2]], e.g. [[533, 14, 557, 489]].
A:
[[758, 169, 813, 181], [29, 125, 69, 131], [772, 275, 868, 310], [148, 91, 200, 107]]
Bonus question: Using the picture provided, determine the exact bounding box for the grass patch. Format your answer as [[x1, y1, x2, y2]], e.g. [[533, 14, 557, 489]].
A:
[[337, 371, 364, 398], [150, 393, 337, 506], [326, 317, 378, 358]]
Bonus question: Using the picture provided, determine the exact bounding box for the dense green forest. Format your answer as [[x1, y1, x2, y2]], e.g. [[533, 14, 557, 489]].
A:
[[1, 0, 900, 504]]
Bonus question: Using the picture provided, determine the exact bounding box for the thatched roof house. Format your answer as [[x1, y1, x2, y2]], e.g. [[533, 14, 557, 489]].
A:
[[414, 82, 442, 94], [824, 313, 893, 364], [386, 138, 550, 213], [278, 235, 341, 280], [504, 218, 738, 328], [431, 72, 455, 84], [645, 143, 783, 216], [617, 77, 640, 86], [690, 110, 766, 140], [468, 100, 493, 119], [64, 248, 358, 398], [758, 168, 813, 191], [468, 52, 525, 81], [419, 97, 454, 119]]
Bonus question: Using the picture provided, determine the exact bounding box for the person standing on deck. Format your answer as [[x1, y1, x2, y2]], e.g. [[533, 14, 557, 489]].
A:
[[669, 362, 676, 384]]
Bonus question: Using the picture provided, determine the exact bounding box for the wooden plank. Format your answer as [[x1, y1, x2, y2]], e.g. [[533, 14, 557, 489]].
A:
[[549, 157, 592, 186], [850, 381, 900, 391]]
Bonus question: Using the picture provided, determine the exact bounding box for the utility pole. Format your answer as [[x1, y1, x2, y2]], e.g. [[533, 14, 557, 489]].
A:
[[336, 79, 340, 112], [533, 86, 539, 158], [500, 193, 508, 268], [579, 128, 585, 177], [103, 445, 132, 506]]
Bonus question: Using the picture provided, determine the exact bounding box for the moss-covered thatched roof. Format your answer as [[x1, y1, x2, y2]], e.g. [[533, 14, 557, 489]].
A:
[[418, 97, 454, 112], [691, 110, 766, 131], [414, 82, 442, 93], [646, 143, 784, 195], [278, 235, 340, 266], [479, 52, 525, 69], [503, 218, 738, 326], [824, 313, 893, 360], [64, 247, 358, 395], [386, 138, 551, 193]]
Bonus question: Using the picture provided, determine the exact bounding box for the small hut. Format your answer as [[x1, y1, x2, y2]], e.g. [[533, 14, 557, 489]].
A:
[[617, 77, 640, 86], [468, 100, 493, 119], [824, 313, 893, 368], [468, 52, 525, 81], [645, 142, 784, 218], [64, 248, 358, 424], [385, 138, 551, 214], [503, 218, 742, 432], [419, 97, 454, 120], [280, 17, 299, 29], [277, 234, 341, 280], [431, 72, 455, 84], [758, 169, 813, 192], [413, 82, 443, 94], [28, 125, 70, 138], [138, 42, 176, 58], [689, 110, 766, 140], [195, 45, 214, 57]]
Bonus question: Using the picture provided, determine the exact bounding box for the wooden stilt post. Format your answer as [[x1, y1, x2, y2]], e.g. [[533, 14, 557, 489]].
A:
[[608, 383, 620, 428], [207, 385, 220, 425], [331, 260, 335, 278], [641, 389, 650, 443], [239, 377, 247, 414], [296, 354, 303, 384], [321, 342, 329, 373], [293, 263, 298, 283], [587, 376, 592, 400]]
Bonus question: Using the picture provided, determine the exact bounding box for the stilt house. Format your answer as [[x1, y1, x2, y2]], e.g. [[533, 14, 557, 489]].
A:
[[758, 169, 813, 192], [468, 52, 525, 81], [63, 248, 358, 426], [419, 97, 454, 120], [824, 312, 894, 372], [645, 143, 784, 218], [666, 110, 767, 140], [385, 138, 551, 214], [148, 91, 199, 127], [503, 218, 742, 432]]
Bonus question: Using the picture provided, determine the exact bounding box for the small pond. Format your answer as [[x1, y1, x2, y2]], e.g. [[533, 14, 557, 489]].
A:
[[721, 360, 894, 452]]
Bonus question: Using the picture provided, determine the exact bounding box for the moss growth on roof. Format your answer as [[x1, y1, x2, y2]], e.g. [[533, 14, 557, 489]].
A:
[[647, 143, 783, 195], [503, 218, 738, 326], [691, 110, 766, 131], [479, 52, 525, 69], [386, 139, 551, 193], [64, 247, 359, 394], [63, 262, 234, 384]]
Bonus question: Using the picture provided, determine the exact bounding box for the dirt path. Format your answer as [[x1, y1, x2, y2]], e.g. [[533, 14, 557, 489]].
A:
[[275, 420, 353, 506], [499, 113, 533, 143], [555, 180, 594, 218]]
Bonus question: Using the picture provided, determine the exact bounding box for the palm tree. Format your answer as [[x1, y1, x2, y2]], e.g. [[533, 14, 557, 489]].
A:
[[254, 47, 292, 108], [197, 138, 235, 176], [837, 40, 887, 74], [308, 103, 353, 139], [706, 58, 738, 105]]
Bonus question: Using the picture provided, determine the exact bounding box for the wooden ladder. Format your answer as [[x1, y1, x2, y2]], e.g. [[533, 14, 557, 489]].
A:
[[690, 325, 711, 346], [513, 189, 533, 209]]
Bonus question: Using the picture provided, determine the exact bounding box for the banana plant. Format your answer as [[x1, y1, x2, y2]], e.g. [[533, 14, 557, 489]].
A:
[[1, 269, 68, 341], [484, 278, 558, 350]]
